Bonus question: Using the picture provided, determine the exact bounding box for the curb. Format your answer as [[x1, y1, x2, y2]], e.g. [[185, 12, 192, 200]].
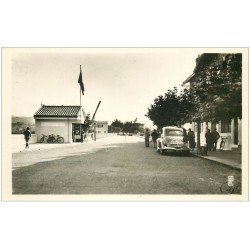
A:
[[12, 135, 117, 154], [190, 152, 241, 171]]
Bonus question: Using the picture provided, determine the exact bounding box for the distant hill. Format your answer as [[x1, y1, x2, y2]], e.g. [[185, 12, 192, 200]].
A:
[[12, 116, 35, 134]]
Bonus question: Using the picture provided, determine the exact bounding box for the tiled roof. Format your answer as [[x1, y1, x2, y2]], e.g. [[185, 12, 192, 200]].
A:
[[34, 105, 81, 118]]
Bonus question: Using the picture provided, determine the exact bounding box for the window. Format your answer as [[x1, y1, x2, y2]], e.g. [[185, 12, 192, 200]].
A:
[[164, 129, 183, 136], [221, 121, 231, 133]]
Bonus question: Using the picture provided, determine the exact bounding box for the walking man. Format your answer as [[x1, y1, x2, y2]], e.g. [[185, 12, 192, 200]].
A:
[[205, 129, 212, 151], [145, 128, 150, 147], [151, 129, 159, 148], [211, 128, 220, 151], [23, 127, 31, 149]]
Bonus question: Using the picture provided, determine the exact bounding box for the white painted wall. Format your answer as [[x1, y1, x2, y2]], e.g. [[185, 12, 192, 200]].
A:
[[12, 134, 37, 147], [35, 118, 80, 143], [96, 122, 108, 134], [186, 120, 239, 150], [238, 118, 242, 146]]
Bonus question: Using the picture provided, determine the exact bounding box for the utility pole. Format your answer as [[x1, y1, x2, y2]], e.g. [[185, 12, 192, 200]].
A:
[[91, 100, 101, 141]]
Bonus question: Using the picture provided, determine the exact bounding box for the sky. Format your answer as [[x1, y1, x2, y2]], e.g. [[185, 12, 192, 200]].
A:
[[11, 48, 198, 127]]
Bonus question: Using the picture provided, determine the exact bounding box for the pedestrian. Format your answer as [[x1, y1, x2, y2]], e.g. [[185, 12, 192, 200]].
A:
[[81, 128, 84, 143], [23, 127, 31, 149], [187, 128, 196, 150], [211, 128, 220, 151], [72, 129, 75, 142], [145, 128, 150, 147], [205, 129, 212, 151], [183, 127, 188, 143], [151, 129, 159, 148]]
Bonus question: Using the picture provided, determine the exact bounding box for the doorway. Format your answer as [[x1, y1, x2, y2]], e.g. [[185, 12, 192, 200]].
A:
[[72, 123, 83, 142]]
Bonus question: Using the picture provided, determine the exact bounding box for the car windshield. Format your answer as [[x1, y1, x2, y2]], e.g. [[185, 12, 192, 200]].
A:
[[164, 129, 183, 136]]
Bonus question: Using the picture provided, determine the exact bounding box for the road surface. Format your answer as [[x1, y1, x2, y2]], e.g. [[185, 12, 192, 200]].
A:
[[12, 135, 241, 194]]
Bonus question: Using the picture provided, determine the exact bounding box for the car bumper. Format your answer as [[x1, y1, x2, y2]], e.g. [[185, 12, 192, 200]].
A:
[[162, 146, 190, 153]]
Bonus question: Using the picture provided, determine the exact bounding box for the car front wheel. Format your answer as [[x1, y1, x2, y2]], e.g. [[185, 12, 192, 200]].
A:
[[159, 143, 165, 155]]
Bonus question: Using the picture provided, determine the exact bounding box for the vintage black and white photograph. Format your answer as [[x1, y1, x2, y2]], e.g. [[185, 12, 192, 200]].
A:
[[2, 48, 248, 200]]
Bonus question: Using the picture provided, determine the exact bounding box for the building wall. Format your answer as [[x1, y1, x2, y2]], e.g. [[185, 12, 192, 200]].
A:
[[188, 118, 241, 150], [35, 118, 79, 143], [95, 122, 108, 134], [238, 118, 242, 146], [12, 134, 37, 145]]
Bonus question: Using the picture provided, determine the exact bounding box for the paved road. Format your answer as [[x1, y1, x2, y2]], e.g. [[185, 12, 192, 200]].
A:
[[12, 136, 241, 194]]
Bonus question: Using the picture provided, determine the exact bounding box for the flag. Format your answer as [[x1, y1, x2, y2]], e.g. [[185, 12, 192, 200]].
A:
[[133, 118, 137, 123], [78, 65, 85, 95]]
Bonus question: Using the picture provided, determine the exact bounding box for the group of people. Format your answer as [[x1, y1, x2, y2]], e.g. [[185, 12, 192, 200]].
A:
[[144, 129, 158, 148], [144, 127, 221, 151], [187, 127, 220, 151], [205, 128, 220, 151]]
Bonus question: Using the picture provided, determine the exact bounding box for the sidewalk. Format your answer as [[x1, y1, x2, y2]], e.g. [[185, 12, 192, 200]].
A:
[[190, 148, 241, 170], [12, 135, 116, 154]]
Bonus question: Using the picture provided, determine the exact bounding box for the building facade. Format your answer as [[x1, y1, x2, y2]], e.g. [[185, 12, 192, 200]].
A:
[[186, 119, 241, 150], [34, 105, 85, 143], [95, 121, 108, 134], [183, 53, 242, 150]]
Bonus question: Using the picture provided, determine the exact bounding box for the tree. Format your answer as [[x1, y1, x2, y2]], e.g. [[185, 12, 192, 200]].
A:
[[189, 53, 242, 122], [181, 53, 242, 149], [121, 121, 143, 133], [123, 121, 133, 133], [110, 119, 123, 133], [179, 87, 199, 124], [84, 113, 91, 132], [146, 87, 195, 129]]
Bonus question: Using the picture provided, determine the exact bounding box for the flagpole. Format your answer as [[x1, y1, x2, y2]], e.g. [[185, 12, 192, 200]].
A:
[[80, 65, 82, 142], [80, 65, 82, 112]]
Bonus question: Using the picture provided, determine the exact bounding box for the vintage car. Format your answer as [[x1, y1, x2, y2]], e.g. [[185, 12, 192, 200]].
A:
[[156, 126, 190, 155]]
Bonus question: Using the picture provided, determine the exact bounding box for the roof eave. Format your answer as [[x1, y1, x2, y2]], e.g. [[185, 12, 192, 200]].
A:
[[34, 115, 79, 118], [183, 73, 195, 84]]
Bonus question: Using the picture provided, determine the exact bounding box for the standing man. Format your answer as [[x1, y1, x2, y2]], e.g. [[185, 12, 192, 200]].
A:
[[183, 127, 188, 143], [187, 128, 196, 151], [23, 127, 31, 149], [205, 129, 212, 151], [211, 128, 220, 151], [151, 129, 159, 148], [145, 128, 150, 147], [81, 126, 84, 143]]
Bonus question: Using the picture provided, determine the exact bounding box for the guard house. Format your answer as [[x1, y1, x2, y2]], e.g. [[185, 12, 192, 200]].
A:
[[34, 105, 85, 143]]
